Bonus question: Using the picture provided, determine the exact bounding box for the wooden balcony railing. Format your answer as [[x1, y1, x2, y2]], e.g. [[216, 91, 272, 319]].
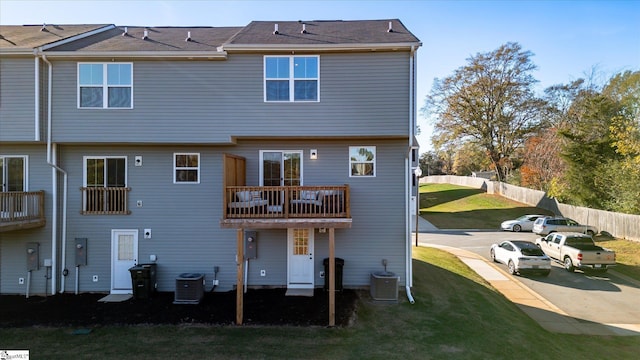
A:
[[0, 191, 46, 232], [81, 187, 131, 215], [224, 185, 350, 219]]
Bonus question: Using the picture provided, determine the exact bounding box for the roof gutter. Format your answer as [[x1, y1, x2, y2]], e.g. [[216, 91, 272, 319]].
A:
[[39, 52, 69, 295], [218, 41, 422, 52], [40, 51, 228, 59]]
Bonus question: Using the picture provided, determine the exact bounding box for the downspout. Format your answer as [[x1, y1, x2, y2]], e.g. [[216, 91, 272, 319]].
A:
[[34, 57, 40, 141], [41, 53, 69, 294], [405, 46, 417, 305]]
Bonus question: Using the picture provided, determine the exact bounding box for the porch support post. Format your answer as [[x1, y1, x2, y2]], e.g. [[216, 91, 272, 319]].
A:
[[329, 227, 335, 327], [236, 229, 244, 325]]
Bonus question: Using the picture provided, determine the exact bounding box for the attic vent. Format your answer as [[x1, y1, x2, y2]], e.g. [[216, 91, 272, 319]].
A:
[[185, 31, 191, 42], [301, 24, 307, 34], [387, 21, 393, 32], [142, 29, 148, 40], [273, 23, 279, 35], [122, 27, 128, 36]]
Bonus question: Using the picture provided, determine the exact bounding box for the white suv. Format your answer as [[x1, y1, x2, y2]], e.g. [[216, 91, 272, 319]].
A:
[[532, 216, 598, 236]]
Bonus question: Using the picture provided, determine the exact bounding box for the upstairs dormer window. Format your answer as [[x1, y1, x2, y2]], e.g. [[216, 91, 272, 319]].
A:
[[78, 63, 133, 108], [264, 56, 319, 102]]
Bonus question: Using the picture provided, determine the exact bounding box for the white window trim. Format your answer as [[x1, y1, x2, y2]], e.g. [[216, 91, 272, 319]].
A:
[[349, 146, 376, 178], [0, 155, 29, 192], [77, 62, 133, 109], [82, 156, 128, 186], [263, 55, 320, 102], [173, 153, 201, 184]]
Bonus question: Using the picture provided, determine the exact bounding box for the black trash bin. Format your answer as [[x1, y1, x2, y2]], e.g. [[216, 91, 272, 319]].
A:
[[323, 258, 344, 291], [129, 263, 157, 299]]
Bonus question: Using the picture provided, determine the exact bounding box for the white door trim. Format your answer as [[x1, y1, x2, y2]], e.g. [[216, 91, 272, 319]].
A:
[[111, 229, 138, 294], [287, 228, 315, 289]]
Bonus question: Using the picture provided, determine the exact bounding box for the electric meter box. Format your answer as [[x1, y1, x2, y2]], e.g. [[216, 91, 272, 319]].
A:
[[26, 242, 39, 271], [244, 231, 257, 259], [75, 238, 88, 266]]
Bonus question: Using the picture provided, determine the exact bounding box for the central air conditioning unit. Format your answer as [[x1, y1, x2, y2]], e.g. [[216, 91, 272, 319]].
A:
[[370, 271, 399, 302], [174, 273, 205, 304]]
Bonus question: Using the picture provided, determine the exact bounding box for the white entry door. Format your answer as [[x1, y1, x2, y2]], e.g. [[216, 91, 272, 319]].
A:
[[111, 229, 138, 294], [287, 228, 314, 288]]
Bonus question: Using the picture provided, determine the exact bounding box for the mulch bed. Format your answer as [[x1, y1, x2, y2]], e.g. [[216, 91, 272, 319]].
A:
[[0, 288, 359, 327]]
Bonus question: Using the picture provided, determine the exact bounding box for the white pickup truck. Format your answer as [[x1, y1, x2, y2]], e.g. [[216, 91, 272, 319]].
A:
[[535, 232, 616, 273]]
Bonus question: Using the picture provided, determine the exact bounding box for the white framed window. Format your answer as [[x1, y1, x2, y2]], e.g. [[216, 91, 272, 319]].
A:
[[78, 63, 133, 108], [174, 153, 200, 184], [264, 56, 319, 102], [349, 146, 376, 177]]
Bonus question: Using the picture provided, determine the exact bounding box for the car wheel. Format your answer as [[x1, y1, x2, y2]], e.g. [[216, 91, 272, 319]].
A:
[[490, 249, 497, 263], [587, 230, 595, 236], [513, 224, 521, 232], [564, 257, 575, 273], [507, 260, 516, 275]]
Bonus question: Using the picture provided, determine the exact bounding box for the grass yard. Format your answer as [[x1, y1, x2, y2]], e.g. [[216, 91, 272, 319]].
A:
[[419, 183, 555, 229], [2, 246, 639, 359], [419, 182, 640, 281]]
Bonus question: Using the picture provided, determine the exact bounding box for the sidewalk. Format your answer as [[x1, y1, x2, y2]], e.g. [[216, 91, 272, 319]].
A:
[[412, 216, 640, 336], [411, 214, 439, 232]]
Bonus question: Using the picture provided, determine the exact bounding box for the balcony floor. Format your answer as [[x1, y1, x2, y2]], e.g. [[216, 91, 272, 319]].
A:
[[0, 218, 46, 233], [220, 217, 352, 229]]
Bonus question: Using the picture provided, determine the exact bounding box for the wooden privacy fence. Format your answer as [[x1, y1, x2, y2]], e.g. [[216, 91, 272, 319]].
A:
[[422, 175, 640, 242]]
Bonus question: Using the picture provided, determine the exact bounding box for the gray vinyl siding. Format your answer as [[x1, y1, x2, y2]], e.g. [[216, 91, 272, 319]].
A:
[[48, 52, 411, 143], [2, 138, 406, 295], [0, 58, 36, 141], [2, 49, 413, 295], [0, 145, 53, 294]]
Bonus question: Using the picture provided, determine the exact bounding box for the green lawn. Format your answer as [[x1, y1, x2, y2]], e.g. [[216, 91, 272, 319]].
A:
[[419, 183, 555, 229], [2, 246, 639, 359]]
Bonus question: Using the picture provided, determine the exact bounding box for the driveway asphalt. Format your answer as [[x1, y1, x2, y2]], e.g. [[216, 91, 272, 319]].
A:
[[413, 215, 640, 336]]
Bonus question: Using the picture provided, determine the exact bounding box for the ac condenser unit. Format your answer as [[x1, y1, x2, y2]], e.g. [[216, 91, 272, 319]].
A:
[[174, 273, 204, 304], [370, 272, 399, 301]]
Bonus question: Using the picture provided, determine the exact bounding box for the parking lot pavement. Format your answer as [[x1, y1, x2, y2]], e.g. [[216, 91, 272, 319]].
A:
[[420, 242, 640, 336]]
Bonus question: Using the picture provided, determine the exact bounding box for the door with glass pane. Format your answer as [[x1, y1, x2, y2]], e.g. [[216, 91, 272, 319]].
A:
[[0, 156, 26, 217], [111, 229, 138, 294], [261, 151, 302, 206], [287, 228, 315, 288]]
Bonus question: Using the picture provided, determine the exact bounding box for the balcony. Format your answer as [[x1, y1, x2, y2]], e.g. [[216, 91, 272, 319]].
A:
[[220, 185, 352, 229], [0, 191, 46, 232]]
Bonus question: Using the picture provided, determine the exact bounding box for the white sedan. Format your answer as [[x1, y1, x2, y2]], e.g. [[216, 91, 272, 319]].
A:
[[500, 214, 546, 232], [490, 240, 551, 276]]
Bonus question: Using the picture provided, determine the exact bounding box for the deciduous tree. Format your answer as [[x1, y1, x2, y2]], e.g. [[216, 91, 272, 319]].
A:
[[423, 42, 545, 181]]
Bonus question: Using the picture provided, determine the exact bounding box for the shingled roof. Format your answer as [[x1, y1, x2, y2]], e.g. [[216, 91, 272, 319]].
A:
[[0, 19, 420, 55], [49, 26, 243, 52], [0, 24, 111, 50], [225, 19, 420, 47]]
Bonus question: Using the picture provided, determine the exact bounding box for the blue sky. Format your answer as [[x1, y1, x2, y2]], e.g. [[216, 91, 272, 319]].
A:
[[2, 0, 639, 151]]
